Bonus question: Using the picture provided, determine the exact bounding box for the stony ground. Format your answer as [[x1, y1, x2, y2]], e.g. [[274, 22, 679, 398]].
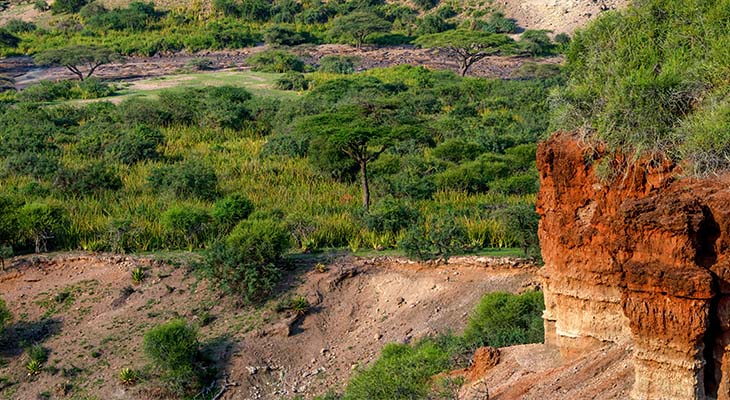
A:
[[1, 44, 563, 90], [0, 252, 538, 399]]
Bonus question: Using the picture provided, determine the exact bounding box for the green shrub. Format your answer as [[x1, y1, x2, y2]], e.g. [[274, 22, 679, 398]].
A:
[[342, 339, 455, 400], [481, 12, 518, 34], [160, 206, 210, 249], [106, 125, 164, 164], [55, 161, 122, 195], [263, 25, 310, 46], [318, 55, 360, 74], [51, 0, 87, 14], [412, 0, 439, 11], [518, 30, 555, 56], [18, 80, 74, 102], [185, 57, 214, 71], [463, 291, 544, 348], [33, 0, 49, 12], [4, 19, 37, 34], [148, 160, 219, 200], [432, 138, 483, 163], [198, 219, 290, 303], [363, 197, 420, 235], [494, 203, 541, 258], [211, 194, 254, 232], [275, 72, 309, 91], [400, 211, 468, 262], [0, 297, 11, 330], [143, 319, 201, 393], [17, 202, 68, 253], [77, 77, 114, 98], [248, 50, 305, 73]]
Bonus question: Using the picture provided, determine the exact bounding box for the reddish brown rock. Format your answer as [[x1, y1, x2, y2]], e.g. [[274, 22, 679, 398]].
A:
[[537, 132, 730, 400]]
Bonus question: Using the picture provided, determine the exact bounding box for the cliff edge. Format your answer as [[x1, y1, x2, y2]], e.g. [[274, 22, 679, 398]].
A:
[[537, 132, 730, 400]]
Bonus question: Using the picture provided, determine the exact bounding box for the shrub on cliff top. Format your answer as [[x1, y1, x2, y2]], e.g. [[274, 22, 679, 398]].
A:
[[552, 0, 730, 174]]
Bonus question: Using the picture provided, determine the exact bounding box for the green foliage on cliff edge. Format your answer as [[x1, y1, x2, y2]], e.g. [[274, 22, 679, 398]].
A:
[[551, 0, 730, 175]]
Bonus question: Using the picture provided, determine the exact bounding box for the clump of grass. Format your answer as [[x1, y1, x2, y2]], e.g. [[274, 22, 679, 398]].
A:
[[25, 345, 48, 376], [131, 267, 145, 284], [118, 367, 140, 386], [276, 295, 311, 316]]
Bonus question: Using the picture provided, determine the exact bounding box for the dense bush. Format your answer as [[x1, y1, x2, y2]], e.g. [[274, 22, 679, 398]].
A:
[[274, 72, 309, 91], [143, 319, 201, 393], [342, 339, 457, 400], [17, 202, 68, 253], [51, 0, 87, 14], [400, 211, 467, 262], [248, 50, 305, 73], [106, 125, 164, 164], [18, 79, 114, 102], [494, 204, 540, 258], [55, 161, 123, 195], [161, 206, 211, 249], [263, 25, 310, 46], [211, 194, 254, 232], [318, 55, 360, 74], [198, 219, 290, 303], [481, 12, 518, 34], [363, 197, 420, 234], [148, 160, 219, 200], [463, 291, 544, 348], [4, 19, 37, 33], [84, 2, 161, 31]]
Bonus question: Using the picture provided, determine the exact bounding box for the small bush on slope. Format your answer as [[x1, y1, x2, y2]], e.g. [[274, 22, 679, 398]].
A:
[[143, 319, 201, 394], [340, 291, 545, 399]]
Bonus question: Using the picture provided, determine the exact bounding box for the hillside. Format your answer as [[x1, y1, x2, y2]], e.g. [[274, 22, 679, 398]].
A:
[[0, 0, 626, 33]]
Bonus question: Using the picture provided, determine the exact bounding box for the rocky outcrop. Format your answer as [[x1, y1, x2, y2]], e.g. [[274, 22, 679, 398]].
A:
[[537, 132, 730, 400]]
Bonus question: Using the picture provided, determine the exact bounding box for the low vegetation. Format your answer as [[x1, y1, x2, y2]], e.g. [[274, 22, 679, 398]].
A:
[[331, 291, 545, 399], [552, 0, 730, 175]]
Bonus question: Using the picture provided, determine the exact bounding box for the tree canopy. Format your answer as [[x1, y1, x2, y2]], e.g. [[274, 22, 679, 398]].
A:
[[34, 45, 120, 81], [415, 29, 515, 75], [328, 11, 391, 49], [297, 100, 421, 209]]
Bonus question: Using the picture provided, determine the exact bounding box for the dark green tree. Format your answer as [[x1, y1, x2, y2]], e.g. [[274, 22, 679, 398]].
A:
[[415, 29, 515, 75], [328, 11, 391, 49], [297, 102, 419, 209], [34, 45, 120, 81]]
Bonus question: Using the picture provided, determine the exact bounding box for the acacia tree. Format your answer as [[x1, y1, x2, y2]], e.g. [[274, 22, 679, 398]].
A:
[[415, 29, 515, 76], [298, 102, 418, 209], [34, 45, 120, 81], [328, 11, 391, 49]]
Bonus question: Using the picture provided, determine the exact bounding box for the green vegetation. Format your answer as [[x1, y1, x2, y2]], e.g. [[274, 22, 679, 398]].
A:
[[33, 46, 120, 81], [143, 318, 202, 394], [552, 0, 730, 174], [0, 297, 10, 331], [338, 291, 545, 399], [415, 29, 515, 76], [0, 0, 565, 66], [0, 65, 554, 287]]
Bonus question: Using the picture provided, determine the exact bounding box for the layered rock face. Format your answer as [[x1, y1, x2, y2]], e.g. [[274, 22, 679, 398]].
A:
[[537, 133, 730, 400]]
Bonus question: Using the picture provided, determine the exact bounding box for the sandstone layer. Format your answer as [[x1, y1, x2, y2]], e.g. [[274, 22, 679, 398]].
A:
[[537, 133, 730, 400]]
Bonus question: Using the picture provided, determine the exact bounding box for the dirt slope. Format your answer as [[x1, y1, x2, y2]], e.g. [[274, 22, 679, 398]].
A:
[[0, 253, 537, 399]]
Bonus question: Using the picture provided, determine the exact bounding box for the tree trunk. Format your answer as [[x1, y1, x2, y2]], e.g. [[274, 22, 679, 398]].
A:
[[360, 161, 370, 210]]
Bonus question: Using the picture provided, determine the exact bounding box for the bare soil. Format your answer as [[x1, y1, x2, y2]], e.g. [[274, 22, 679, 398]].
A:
[[0, 253, 538, 399], [1, 45, 563, 89]]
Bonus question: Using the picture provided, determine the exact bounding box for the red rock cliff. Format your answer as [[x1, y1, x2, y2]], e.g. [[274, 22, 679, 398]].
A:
[[537, 133, 730, 400]]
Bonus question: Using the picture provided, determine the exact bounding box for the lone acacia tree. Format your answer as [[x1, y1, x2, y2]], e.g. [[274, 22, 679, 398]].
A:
[[34, 45, 120, 81], [328, 11, 391, 49], [415, 29, 515, 76], [298, 102, 418, 209]]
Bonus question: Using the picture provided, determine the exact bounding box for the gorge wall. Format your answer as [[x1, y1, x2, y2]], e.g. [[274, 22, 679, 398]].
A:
[[537, 133, 730, 400]]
